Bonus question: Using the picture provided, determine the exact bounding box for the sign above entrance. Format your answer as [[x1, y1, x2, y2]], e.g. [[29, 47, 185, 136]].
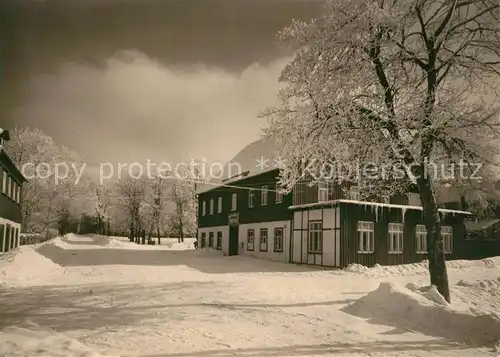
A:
[[228, 212, 239, 226]]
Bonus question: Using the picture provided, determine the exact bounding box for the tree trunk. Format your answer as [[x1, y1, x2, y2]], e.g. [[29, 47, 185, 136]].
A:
[[157, 226, 161, 245], [129, 223, 134, 242], [179, 219, 183, 243], [417, 173, 450, 303]]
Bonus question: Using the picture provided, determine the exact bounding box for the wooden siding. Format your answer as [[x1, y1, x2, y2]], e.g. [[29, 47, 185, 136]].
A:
[[0, 194, 21, 223], [456, 239, 500, 260], [339, 202, 468, 268], [0, 166, 22, 224], [0, 150, 25, 185], [292, 181, 345, 206], [291, 178, 417, 207], [198, 169, 293, 228]]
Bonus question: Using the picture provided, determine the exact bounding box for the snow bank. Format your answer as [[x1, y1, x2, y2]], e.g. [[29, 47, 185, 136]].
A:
[[101, 237, 129, 248], [453, 277, 500, 318], [52, 237, 68, 248], [2, 321, 119, 357], [93, 236, 197, 250], [334, 257, 500, 278], [0, 245, 64, 286], [343, 282, 500, 346], [197, 247, 223, 256]]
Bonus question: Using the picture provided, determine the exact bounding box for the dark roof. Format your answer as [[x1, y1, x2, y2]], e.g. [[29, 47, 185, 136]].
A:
[[0, 148, 27, 183], [196, 138, 481, 206], [198, 137, 281, 194], [465, 218, 500, 232]]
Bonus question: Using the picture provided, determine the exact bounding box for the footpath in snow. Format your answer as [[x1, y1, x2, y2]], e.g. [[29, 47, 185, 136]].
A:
[[1, 234, 499, 357]]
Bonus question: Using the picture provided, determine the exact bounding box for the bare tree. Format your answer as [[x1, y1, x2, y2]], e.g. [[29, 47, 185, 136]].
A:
[[6, 127, 91, 238], [116, 176, 146, 243], [170, 179, 191, 243], [263, 0, 500, 302], [168, 162, 204, 242], [91, 183, 111, 235], [6, 127, 58, 230], [148, 176, 169, 244]]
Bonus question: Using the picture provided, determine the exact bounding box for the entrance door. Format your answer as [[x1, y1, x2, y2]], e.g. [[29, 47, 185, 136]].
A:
[[228, 225, 239, 256]]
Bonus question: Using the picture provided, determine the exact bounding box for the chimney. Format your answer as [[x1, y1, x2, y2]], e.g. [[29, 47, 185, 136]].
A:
[[0, 128, 10, 147]]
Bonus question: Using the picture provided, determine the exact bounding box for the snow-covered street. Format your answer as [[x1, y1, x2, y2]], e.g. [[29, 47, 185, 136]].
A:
[[1, 235, 499, 357]]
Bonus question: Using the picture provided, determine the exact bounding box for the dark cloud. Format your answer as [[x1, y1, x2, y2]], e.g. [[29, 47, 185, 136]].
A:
[[12, 51, 291, 165], [1, 0, 324, 164]]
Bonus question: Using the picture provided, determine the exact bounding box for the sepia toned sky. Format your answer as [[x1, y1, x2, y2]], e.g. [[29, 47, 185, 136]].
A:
[[0, 0, 324, 168]]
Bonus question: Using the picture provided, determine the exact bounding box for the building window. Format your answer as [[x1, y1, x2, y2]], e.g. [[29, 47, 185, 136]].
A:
[[388, 222, 404, 254], [358, 221, 374, 253], [248, 190, 254, 208], [318, 182, 329, 202], [261, 185, 268, 205], [7, 176, 11, 198], [2, 171, 6, 194], [201, 201, 206, 216], [217, 197, 222, 213], [209, 232, 214, 248], [274, 227, 284, 252], [231, 193, 237, 211], [259, 228, 268, 251], [416, 224, 427, 254], [443, 226, 453, 253], [247, 229, 255, 251], [308, 221, 323, 253], [209, 199, 214, 215], [276, 184, 283, 203], [17, 186, 20, 203], [216, 231, 222, 250], [350, 185, 360, 200]]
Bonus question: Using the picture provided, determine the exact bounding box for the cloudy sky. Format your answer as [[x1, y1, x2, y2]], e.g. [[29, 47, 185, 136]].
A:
[[1, 0, 324, 170]]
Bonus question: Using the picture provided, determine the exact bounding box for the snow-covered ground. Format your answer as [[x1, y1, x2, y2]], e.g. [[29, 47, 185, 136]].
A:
[[1, 233, 499, 357]]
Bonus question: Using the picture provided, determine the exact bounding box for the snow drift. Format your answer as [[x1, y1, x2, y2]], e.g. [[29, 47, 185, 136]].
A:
[[335, 256, 500, 277], [94, 235, 196, 250], [0, 244, 64, 286], [2, 321, 119, 357], [343, 282, 500, 346]]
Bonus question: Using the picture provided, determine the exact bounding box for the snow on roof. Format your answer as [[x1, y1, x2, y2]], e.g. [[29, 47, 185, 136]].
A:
[[465, 218, 500, 232], [198, 137, 281, 194], [288, 199, 472, 215]]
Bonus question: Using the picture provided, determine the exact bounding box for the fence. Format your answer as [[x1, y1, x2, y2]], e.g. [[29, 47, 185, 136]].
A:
[[20, 229, 59, 246]]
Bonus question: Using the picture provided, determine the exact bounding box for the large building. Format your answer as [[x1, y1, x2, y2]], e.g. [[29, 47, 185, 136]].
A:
[[0, 129, 27, 253], [197, 138, 497, 268]]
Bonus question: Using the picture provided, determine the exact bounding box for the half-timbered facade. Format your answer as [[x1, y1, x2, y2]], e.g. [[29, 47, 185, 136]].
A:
[[197, 138, 481, 268], [289, 200, 470, 268], [0, 129, 27, 253]]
